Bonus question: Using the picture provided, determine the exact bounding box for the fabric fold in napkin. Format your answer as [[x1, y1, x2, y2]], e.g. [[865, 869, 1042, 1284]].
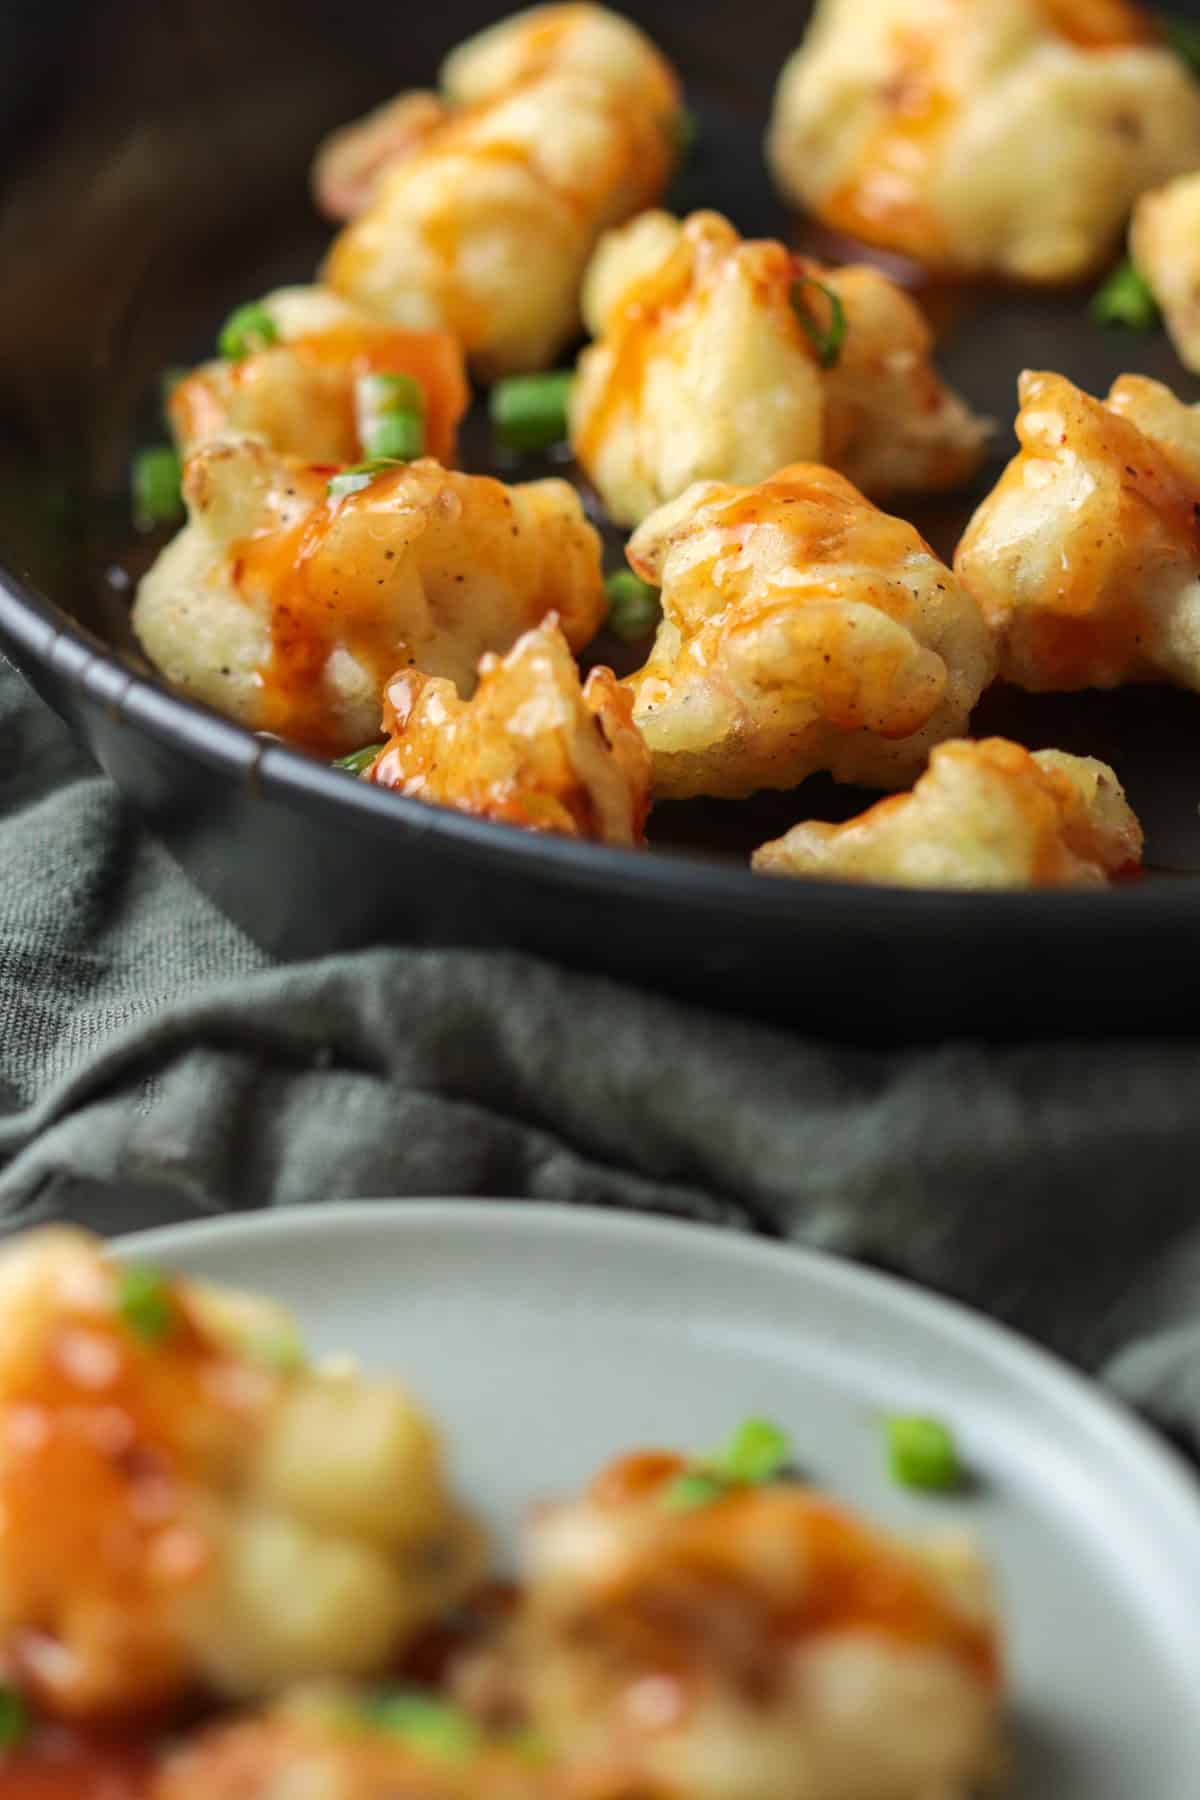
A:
[[3, 651, 1200, 1450]]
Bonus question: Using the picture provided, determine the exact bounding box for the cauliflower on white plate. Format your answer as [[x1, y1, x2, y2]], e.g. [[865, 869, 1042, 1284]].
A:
[[131, 437, 607, 756], [0, 1229, 484, 1723], [754, 737, 1143, 889], [621, 464, 995, 801], [767, 0, 1200, 282], [570, 210, 988, 528], [955, 371, 1200, 692], [319, 5, 684, 378], [462, 1435, 1004, 1800]]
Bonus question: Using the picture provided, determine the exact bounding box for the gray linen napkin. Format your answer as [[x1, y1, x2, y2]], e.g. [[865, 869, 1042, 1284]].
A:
[[2, 652, 1199, 1449]]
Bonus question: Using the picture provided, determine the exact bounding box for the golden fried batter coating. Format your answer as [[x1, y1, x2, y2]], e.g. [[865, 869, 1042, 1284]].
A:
[[132, 439, 607, 755], [366, 617, 652, 845], [169, 285, 468, 465], [0, 1230, 484, 1725], [767, 0, 1200, 282], [320, 5, 683, 377], [622, 465, 995, 801], [955, 370, 1200, 692], [754, 737, 1143, 888], [1131, 172, 1200, 374], [570, 210, 988, 527], [473, 1447, 1002, 1800], [155, 1689, 557, 1800]]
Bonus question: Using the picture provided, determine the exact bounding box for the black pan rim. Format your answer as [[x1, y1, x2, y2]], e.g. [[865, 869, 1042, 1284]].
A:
[[5, 559, 1197, 944]]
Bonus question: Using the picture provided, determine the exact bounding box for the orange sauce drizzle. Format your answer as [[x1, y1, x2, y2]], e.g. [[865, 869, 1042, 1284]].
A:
[[233, 473, 412, 754], [1039, 0, 1156, 48]]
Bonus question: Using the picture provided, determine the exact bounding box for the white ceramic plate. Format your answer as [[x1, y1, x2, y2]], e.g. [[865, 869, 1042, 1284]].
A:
[[117, 1201, 1200, 1798]]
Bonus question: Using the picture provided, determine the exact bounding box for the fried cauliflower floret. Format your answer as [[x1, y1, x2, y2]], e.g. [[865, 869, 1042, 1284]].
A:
[[320, 5, 683, 377], [767, 0, 1200, 283], [622, 465, 995, 801], [0, 1229, 485, 1725], [366, 617, 651, 845], [955, 370, 1200, 692], [473, 1446, 1002, 1800], [131, 437, 607, 755], [156, 1689, 557, 1800], [570, 210, 988, 528], [169, 285, 468, 465], [754, 737, 1142, 889], [1130, 172, 1200, 373]]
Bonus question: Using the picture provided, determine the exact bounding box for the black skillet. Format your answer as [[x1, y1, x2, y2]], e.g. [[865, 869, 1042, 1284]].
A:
[[2, 0, 1200, 1043]]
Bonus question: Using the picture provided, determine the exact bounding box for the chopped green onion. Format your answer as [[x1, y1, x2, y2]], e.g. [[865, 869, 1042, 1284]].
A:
[[356, 372, 425, 462], [362, 1693, 481, 1759], [1091, 257, 1160, 331], [661, 1469, 728, 1512], [115, 1266, 174, 1344], [327, 458, 406, 500], [333, 743, 384, 776], [711, 1417, 792, 1486], [605, 569, 661, 641], [1165, 14, 1200, 77], [131, 446, 183, 530], [885, 1414, 961, 1492], [490, 371, 574, 454], [218, 300, 279, 361], [662, 1417, 794, 1512], [0, 1684, 29, 1750], [790, 277, 847, 370]]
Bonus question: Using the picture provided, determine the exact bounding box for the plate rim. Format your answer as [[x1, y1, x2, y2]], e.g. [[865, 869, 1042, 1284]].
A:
[[112, 1197, 1200, 1560]]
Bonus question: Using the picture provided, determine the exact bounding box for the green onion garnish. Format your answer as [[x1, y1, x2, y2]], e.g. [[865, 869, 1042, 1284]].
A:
[[218, 300, 280, 361], [356, 372, 425, 462], [662, 1416, 794, 1512], [713, 1416, 792, 1486], [115, 1266, 174, 1344], [0, 1684, 29, 1751], [885, 1414, 961, 1492], [490, 371, 574, 454], [790, 277, 847, 370], [131, 446, 184, 530], [1091, 257, 1160, 331], [327, 458, 406, 500], [1165, 15, 1200, 77], [332, 743, 384, 776], [605, 570, 661, 642], [247, 1330, 306, 1374], [361, 1693, 481, 1760]]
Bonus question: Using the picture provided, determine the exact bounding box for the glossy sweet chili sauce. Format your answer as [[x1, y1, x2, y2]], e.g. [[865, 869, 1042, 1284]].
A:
[[588, 1452, 1000, 1690]]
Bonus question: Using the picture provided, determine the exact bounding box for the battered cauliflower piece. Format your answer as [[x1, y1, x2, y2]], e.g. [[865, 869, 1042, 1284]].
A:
[[570, 210, 988, 528], [319, 5, 684, 377], [131, 438, 607, 755], [156, 1689, 556, 1800], [476, 1443, 1003, 1800], [622, 465, 995, 801], [366, 617, 652, 846], [169, 285, 468, 465], [767, 0, 1200, 282], [1131, 172, 1200, 373], [0, 1229, 485, 1724], [754, 737, 1143, 889], [955, 370, 1200, 692]]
